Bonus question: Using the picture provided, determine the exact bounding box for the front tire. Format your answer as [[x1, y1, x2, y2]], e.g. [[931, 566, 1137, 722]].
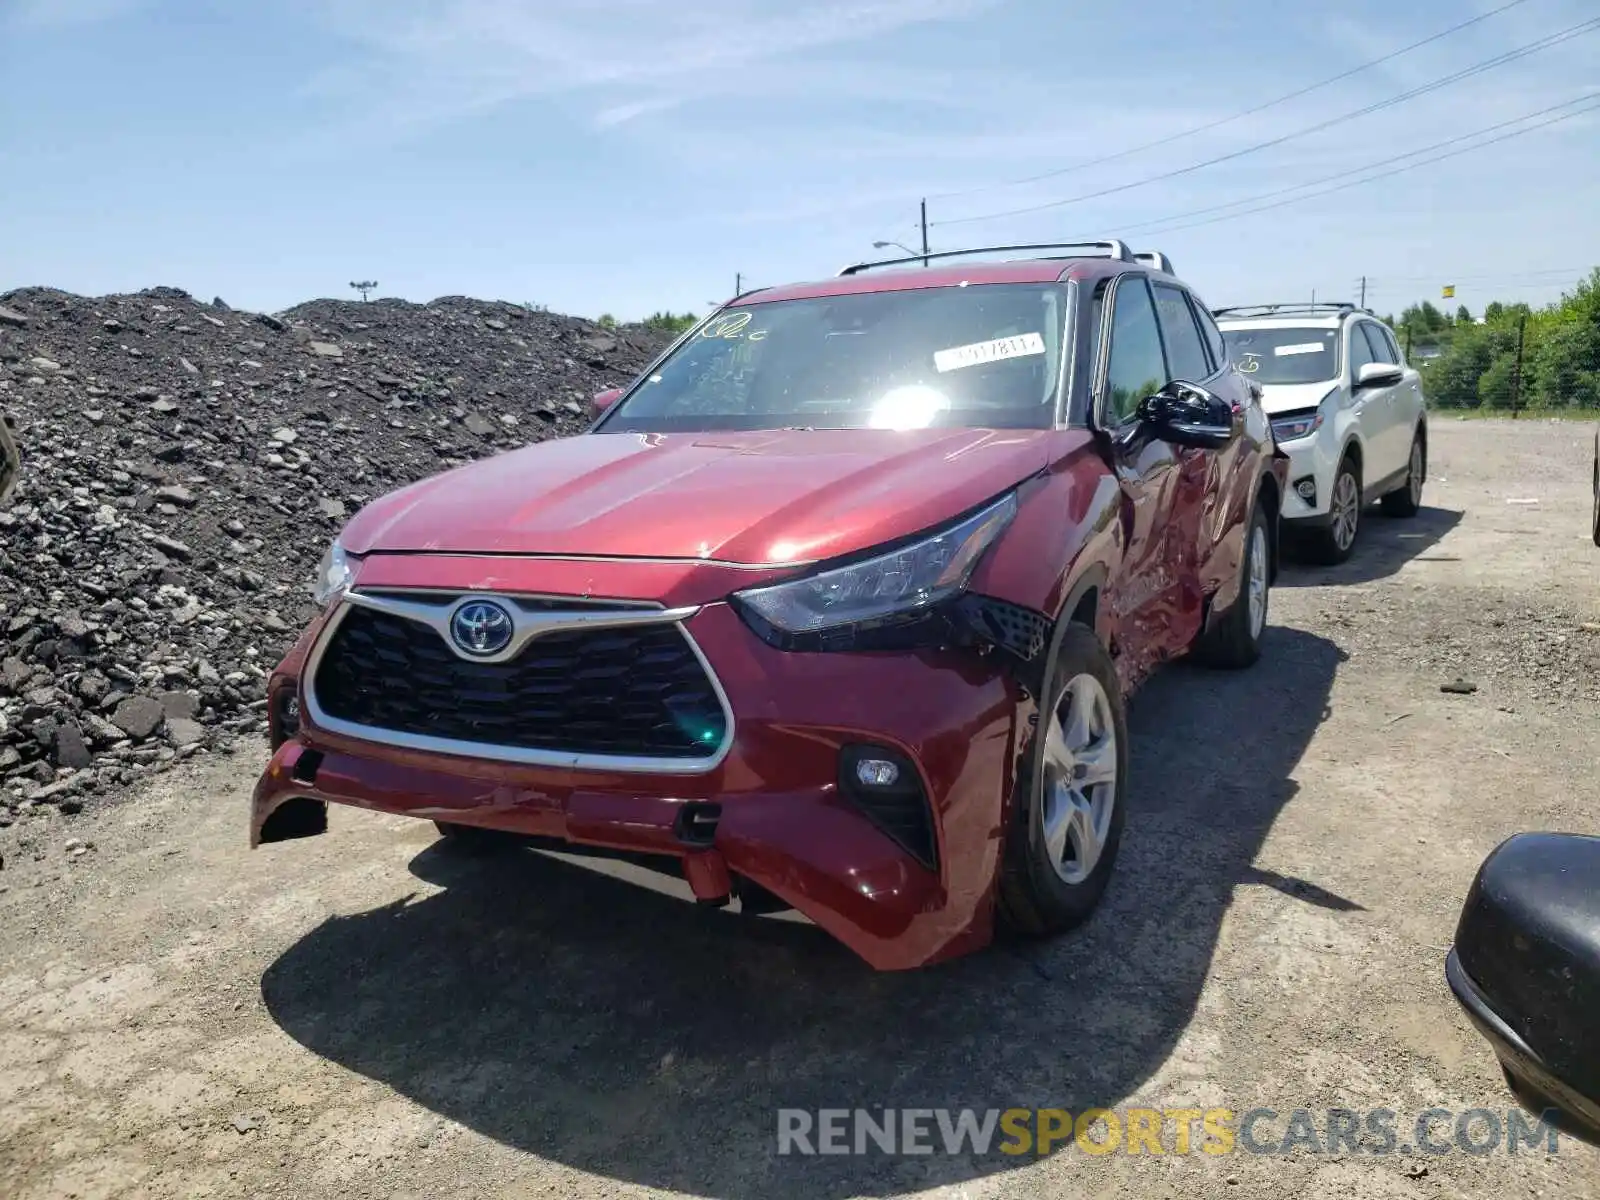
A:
[[1306, 456, 1361, 564], [998, 624, 1129, 936], [1381, 431, 1425, 517], [1192, 501, 1270, 669]]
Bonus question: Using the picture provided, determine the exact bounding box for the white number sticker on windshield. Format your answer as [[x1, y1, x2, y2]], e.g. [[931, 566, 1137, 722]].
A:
[[933, 332, 1046, 373], [1273, 342, 1327, 357]]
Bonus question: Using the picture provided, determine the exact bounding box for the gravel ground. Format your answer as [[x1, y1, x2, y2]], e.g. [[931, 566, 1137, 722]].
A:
[[0, 417, 1597, 1200], [0, 286, 669, 819]]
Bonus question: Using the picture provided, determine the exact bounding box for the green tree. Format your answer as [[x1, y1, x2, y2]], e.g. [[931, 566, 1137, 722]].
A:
[[1477, 354, 1516, 408], [642, 310, 698, 335], [597, 313, 618, 329], [1456, 304, 1472, 324], [1411, 266, 1600, 410]]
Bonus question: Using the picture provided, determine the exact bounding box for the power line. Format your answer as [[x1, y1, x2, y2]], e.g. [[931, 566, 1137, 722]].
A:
[[926, 0, 1534, 203], [1366, 267, 1583, 284], [1129, 95, 1600, 238], [932, 15, 1600, 229], [1115, 92, 1599, 237]]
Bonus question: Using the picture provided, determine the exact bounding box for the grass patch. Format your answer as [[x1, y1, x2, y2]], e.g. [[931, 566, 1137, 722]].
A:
[[1440, 408, 1600, 421]]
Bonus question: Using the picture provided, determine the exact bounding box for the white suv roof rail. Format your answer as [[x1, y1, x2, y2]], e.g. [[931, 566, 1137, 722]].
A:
[[1213, 302, 1375, 320], [1133, 250, 1175, 274]]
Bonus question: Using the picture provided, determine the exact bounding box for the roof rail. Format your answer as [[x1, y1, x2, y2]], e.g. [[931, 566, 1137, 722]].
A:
[[836, 240, 1135, 276], [1133, 250, 1175, 274], [1212, 302, 1373, 319]]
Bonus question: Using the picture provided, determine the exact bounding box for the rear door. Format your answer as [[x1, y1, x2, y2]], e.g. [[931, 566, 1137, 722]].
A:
[[1094, 275, 1202, 671], [1165, 289, 1259, 607]]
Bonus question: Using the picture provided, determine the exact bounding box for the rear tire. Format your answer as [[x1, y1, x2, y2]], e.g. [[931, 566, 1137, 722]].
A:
[[998, 624, 1129, 937], [1192, 501, 1270, 669], [1381, 431, 1425, 517], [1306, 457, 1361, 565]]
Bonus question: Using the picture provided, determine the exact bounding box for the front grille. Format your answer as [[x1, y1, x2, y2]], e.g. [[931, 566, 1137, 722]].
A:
[[313, 604, 728, 760]]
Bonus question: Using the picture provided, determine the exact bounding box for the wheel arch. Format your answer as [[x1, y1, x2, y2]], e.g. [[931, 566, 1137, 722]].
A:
[[1340, 433, 1364, 479], [1255, 469, 1282, 583], [1055, 561, 1110, 647]]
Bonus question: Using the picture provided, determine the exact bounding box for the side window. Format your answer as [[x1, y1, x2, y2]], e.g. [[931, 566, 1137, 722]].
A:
[[1348, 322, 1378, 376], [1104, 278, 1166, 424], [1362, 322, 1395, 365], [1378, 325, 1403, 365], [1191, 301, 1228, 370], [1152, 284, 1212, 382]]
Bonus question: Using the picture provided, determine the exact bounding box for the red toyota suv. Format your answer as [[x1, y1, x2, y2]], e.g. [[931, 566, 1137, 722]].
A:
[[253, 241, 1287, 971]]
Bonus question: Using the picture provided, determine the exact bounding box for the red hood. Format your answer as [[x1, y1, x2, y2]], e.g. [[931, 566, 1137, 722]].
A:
[[340, 427, 1064, 566]]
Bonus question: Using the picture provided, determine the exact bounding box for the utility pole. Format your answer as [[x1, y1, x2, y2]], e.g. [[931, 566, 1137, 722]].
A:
[[920, 198, 929, 268], [1510, 311, 1527, 418], [735, 272, 742, 296], [349, 280, 377, 302], [1311, 288, 1316, 307], [1359, 276, 1367, 308]]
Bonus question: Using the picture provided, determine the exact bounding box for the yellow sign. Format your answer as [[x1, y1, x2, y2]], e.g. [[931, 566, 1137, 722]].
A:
[[1442, 285, 1456, 299]]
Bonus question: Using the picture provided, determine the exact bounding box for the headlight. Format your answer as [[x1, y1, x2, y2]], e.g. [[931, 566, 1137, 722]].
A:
[[312, 540, 357, 606], [732, 493, 1017, 635], [1270, 411, 1323, 442], [1270, 388, 1337, 444]]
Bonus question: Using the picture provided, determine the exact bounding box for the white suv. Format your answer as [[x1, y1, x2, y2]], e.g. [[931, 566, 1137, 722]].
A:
[[1214, 304, 1428, 563]]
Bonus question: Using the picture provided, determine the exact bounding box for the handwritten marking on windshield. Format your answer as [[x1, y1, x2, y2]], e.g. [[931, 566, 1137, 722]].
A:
[[698, 312, 754, 340]]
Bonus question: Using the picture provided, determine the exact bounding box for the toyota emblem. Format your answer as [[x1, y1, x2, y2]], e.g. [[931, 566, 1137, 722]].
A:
[[449, 600, 515, 656]]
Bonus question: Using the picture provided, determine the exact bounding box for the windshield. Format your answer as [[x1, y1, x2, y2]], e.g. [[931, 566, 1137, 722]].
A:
[[1221, 326, 1340, 385], [600, 283, 1069, 433]]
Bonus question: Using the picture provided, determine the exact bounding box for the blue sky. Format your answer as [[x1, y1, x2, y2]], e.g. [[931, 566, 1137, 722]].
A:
[[2, 0, 1596, 322]]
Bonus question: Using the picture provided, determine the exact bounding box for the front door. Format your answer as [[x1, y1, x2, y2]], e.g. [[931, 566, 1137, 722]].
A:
[[1097, 277, 1201, 676]]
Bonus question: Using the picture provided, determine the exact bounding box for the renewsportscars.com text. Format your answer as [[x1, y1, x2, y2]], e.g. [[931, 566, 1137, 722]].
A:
[[775, 1106, 1562, 1157]]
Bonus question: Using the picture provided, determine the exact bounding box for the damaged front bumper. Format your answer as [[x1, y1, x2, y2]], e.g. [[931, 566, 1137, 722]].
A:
[[253, 594, 1046, 971]]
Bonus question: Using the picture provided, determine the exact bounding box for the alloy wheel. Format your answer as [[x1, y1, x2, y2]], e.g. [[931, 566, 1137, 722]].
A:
[[1408, 441, 1424, 507], [1040, 673, 1118, 886], [1331, 470, 1360, 551], [1247, 523, 1269, 641]]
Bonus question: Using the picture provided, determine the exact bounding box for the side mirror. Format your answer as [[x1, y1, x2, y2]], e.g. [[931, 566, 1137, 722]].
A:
[[1447, 832, 1600, 1145], [591, 387, 624, 418], [1138, 380, 1234, 450], [1355, 362, 1404, 390]]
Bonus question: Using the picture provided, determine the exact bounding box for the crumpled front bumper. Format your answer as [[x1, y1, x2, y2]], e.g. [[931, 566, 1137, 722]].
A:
[[253, 599, 1028, 971]]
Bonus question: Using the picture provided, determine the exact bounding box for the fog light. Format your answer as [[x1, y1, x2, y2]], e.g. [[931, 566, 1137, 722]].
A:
[[855, 758, 901, 787], [1295, 477, 1317, 500]]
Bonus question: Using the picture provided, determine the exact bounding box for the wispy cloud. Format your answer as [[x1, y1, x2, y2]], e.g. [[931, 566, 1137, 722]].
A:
[[3, 0, 140, 28], [300, 0, 1000, 138]]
